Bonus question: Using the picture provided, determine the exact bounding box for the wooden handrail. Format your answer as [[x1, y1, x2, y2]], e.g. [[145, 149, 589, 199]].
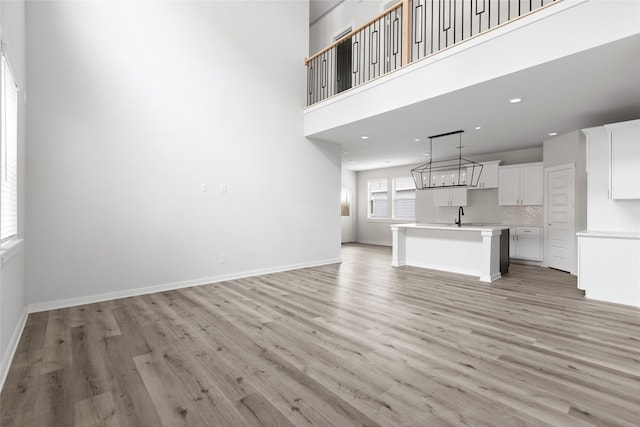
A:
[[304, 1, 404, 65]]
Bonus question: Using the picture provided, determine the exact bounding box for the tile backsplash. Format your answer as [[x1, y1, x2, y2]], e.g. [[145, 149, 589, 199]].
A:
[[417, 189, 544, 226], [500, 205, 544, 226]]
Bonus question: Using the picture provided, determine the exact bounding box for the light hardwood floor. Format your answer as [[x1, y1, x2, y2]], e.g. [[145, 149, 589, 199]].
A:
[[2, 243, 640, 426]]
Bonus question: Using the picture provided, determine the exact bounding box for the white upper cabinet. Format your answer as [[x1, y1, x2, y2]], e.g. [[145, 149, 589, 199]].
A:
[[606, 120, 640, 199], [432, 169, 468, 206], [520, 164, 544, 205], [498, 167, 520, 205], [498, 162, 543, 206], [434, 188, 467, 207], [468, 160, 501, 189]]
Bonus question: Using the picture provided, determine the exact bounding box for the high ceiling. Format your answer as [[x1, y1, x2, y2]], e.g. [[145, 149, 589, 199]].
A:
[[309, 0, 344, 25], [308, 34, 640, 171]]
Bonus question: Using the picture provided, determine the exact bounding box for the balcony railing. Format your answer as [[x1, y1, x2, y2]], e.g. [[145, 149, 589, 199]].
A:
[[305, 0, 559, 106]]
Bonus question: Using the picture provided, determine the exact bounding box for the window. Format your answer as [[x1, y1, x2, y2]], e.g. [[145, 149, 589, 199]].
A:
[[368, 178, 388, 219], [341, 189, 351, 216], [393, 177, 416, 220], [1, 54, 18, 241]]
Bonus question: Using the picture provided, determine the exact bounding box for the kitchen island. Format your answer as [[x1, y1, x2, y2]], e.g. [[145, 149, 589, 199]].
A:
[[390, 223, 510, 282]]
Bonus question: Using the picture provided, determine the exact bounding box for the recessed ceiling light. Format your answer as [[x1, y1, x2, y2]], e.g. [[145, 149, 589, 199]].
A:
[[475, 126, 482, 130], [361, 135, 369, 140], [414, 138, 420, 142], [341, 151, 349, 155], [548, 132, 558, 136], [509, 97, 523, 103], [423, 152, 430, 156], [348, 160, 355, 164]]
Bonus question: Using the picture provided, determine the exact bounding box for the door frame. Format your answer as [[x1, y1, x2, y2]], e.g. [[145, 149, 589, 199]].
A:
[[333, 26, 353, 94], [543, 163, 576, 274]]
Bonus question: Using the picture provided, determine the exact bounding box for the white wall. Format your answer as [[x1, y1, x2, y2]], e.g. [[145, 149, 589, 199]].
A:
[[357, 147, 543, 246], [310, 0, 387, 55], [0, 0, 27, 389], [25, 0, 341, 309]]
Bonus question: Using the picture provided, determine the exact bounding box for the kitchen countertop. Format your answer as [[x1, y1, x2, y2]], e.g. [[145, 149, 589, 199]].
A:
[[577, 230, 640, 239], [391, 223, 512, 232]]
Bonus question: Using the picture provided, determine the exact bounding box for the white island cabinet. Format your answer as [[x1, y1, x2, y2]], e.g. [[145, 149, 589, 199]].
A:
[[391, 223, 510, 282]]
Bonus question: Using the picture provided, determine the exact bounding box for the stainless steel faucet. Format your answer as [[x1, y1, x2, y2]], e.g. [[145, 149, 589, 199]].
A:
[[455, 206, 464, 227]]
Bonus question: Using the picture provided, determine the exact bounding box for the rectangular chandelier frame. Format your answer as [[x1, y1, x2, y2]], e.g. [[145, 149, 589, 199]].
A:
[[411, 130, 484, 190]]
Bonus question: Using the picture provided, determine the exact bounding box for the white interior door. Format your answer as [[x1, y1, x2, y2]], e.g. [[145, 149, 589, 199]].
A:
[[544, 164, 575, 273]]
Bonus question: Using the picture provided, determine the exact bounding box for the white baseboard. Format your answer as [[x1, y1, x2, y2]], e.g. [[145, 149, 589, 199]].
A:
[[480, 272, 503, 283], [27, 257, 343, 313], [0, 306, 28, 391], [510, 258, 544, 267], [355, 240, 391, 247]]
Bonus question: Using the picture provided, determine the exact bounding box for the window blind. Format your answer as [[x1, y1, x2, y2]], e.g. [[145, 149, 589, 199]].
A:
[[369, 178, 389, 218], [393, 177, 416, 220], [1, 55, 18, 240], [394, 190, 415, 220]]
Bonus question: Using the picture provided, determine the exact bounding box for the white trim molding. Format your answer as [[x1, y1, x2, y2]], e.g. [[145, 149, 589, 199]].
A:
[[28, 257, 343, 313], [0, 307, 28, 391], [1, 238, 24, 266]]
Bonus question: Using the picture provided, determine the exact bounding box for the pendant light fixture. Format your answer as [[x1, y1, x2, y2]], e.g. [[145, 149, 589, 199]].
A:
[[411, 130, 483, 190]]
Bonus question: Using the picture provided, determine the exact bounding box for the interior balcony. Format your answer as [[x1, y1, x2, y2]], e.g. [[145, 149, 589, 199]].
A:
[[303, 0, 640, 168]]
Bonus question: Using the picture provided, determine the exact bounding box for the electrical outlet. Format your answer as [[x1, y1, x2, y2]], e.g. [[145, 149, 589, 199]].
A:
[[220, 184, 227, 193], [219, 255, 227, 264], [201, 183, 208, 192]]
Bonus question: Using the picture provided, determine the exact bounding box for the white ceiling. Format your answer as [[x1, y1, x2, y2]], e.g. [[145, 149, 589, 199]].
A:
[[309, 34, 640, 171]]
